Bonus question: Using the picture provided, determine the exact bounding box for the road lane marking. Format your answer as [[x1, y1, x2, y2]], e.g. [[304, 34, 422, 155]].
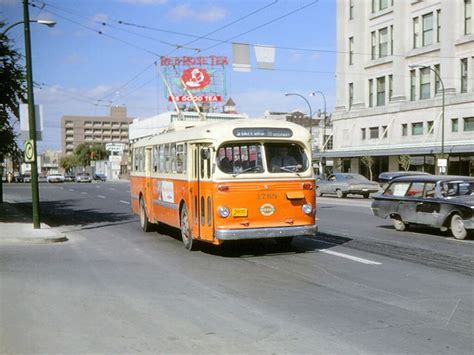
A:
[[69, 189, 75, 192], [120, 200, 130, 205], [97, 195, 106, 199], [81, 192, 88, 195], [319, 249, 381, 265], [109, 188, 116, 191]]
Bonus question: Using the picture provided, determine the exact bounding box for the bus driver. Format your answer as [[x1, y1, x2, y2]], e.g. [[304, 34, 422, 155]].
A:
[[271, 146, 302, 172]]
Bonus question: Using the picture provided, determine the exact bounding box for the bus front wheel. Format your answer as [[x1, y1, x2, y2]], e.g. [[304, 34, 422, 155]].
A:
[[180, 205, 196, 251], [140, 197, 153, 232]]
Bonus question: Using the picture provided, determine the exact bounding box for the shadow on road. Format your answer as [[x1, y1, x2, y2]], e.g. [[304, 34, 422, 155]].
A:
[[13, 200, 134, 227], [377, 223, 448, 237]]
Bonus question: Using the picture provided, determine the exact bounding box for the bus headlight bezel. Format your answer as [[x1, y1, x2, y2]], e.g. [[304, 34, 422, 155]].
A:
[[218, 206, 230, 218], [302, 203, 313, 215]]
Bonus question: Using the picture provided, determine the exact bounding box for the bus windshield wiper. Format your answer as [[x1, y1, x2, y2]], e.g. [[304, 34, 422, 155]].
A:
[[231, 166, 262, 177], [280, 166, 302, 177]]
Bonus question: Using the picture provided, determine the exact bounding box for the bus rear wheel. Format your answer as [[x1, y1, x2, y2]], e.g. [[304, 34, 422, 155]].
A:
[[140, 197, 153, 232], [180, 205, 196, 251]]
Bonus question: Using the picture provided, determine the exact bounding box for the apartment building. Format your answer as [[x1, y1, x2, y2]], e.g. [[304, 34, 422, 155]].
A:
[[61, 106, 134, 155], [330, 0, 474, 177]]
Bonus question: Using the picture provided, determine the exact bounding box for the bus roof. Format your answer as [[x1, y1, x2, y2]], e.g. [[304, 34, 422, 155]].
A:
[[132, 119, 311, 148]]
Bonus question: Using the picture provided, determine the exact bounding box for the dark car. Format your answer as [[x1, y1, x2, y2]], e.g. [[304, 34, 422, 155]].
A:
[[93, 173, 107, 182], [378, 171, 431, 187], [75, 173, 92, 183], [316, 173, 381, 198], [371, 175, 474, 240]]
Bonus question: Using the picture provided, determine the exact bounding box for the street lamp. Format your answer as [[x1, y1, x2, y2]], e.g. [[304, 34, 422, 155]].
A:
[[309, 91, 327, 149], [4, 2, 56, 228], [1, 19, 56, 35], [284, 93, 313, 135], [409, 64, 445, 173]]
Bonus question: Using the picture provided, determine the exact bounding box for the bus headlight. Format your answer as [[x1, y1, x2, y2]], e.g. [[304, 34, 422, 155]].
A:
[[302, 203, 313, 215], [218, 206, 230, 218]]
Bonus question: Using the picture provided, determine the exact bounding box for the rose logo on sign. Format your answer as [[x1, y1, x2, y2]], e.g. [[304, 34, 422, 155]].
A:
[[181, 68, 210, 90]]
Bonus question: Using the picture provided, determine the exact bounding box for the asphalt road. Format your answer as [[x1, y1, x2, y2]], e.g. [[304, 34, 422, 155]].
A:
[[1, 182, 473, 354]]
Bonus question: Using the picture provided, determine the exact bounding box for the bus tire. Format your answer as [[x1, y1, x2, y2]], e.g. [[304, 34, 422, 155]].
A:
[[140, 197, 153, 232], [180, 205, 196, 251]]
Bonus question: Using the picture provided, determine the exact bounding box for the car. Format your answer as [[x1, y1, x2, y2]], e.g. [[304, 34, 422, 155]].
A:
[[371, 175, 474, 240], [47, 173, 65, 183], [64, 173, 75, 182], [23, 173, 31, 183], [316, 173, 381, 198], [93, 173, 107, 182], [38, 175, 48, 183], [75, 173, 92, 183], [378, 171, 431, 187]]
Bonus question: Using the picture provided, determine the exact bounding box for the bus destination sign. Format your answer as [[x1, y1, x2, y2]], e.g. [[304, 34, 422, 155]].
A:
[[233, 128, 293, 138]]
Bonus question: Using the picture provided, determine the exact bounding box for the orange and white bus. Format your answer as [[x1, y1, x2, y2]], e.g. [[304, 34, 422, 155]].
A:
[[130, 118, 317, 250]]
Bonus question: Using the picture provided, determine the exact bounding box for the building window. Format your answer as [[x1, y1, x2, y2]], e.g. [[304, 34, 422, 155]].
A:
[[377, 76, 385, 106], [413, 17, 420, 48], [369, 127, 379, 139], [361, 128, 366, 140], [379, 27, 388, 57], [402, 124, 408, 136], [464, 117, 474, 131], [436, 9, 441, 42], [382, 125, 388, 138], [420, 67, 431, 100], [410, 69, 416, 101], [372, 0, 376, 13], [349, 37, 354, 65], [368, 79, 374, 107], [422, 13, 433, 46], [412, 122, 423, 135], [390, 25, 394, 55], [349, 0, 354, 19], [427, 121, 434, 135], [349, 82, 354, 109], [452, 118, 459, 132], [461, 58, 468, 93], [371, 31, 376, 59], [379, 0, 388, 11], [465, 0, 472, 35], [434, 64, 441, 95], [388, 74, 393, 101]]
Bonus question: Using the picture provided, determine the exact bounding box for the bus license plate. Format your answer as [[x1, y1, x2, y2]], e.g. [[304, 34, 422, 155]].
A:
[[232, 208, 248, 217]]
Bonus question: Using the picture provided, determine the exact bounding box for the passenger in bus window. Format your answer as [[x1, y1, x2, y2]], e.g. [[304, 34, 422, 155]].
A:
[[271, 146, 302, 172], [219, 156, 233, 173]]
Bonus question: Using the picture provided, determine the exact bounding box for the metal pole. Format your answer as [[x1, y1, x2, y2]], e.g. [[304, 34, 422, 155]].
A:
[[23, 0, 41, 228], [285, 93, 313, 134]]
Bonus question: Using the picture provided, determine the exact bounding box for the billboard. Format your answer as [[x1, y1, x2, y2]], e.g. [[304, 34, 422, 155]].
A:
[[160, 55, 227, 109]]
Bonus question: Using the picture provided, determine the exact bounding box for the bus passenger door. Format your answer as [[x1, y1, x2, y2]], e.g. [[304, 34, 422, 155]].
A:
[[189, 144, 214, 242], [144, 147, 153, 221]]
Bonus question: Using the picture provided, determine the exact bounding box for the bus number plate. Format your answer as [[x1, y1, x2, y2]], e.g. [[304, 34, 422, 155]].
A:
[[232, 208, 248, 217]]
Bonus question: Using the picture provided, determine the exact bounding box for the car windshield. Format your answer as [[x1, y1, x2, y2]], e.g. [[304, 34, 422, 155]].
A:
[[345, 174, 369, 181], [440, 181, 474, 196]]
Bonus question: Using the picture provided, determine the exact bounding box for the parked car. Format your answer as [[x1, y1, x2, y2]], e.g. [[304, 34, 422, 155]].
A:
[[75, 173, 92, 183], [38, 175, 48, 183], [23, 173, 31, 183], [371, 175, 474, 240], [93, 173, 107, 182], [64, 173, 75, 182], [378, 171, 431, 187], [316, 173, 381, 198], [47, 173, 65, 183]]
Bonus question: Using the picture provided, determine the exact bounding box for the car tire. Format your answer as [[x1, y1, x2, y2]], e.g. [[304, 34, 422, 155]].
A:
[[316, 188, 322, 197], [140, 197, 153, 232], [392, 218, 407, 231], [362, 193, 370, 199], [450, 214, 468, 240], [336, 189, 345, 198], [180, 205, 196, 251]]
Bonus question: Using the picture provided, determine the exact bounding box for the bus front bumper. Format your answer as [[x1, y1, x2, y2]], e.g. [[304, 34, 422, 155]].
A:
[[214, 224, 318, 241]]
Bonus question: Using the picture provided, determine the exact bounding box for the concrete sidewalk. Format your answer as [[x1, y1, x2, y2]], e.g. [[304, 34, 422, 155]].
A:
[[0, 201, 67, 244]]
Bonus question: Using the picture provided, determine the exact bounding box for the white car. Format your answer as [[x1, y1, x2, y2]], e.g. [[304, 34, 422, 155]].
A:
[[47, 173, 65, 183]]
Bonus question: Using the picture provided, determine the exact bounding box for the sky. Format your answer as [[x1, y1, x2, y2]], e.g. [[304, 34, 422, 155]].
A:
[[2, 0, 336, 152]]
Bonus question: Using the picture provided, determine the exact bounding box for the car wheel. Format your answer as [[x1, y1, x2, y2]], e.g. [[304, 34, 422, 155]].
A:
[[316, 187, 322, 197], [450, 214, 467, 240], [336, 189, 345, 198], [180, 205, 196, 251], [362, 193, 370, 199], [140, 197, 153, 232], [392, 218, 407, 231]]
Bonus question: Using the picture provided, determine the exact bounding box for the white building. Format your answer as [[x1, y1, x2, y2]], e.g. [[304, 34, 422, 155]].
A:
[[330, 0, 474, 177]]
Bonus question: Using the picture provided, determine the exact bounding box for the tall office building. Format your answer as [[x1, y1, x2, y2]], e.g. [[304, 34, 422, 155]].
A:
[[61, 106, 134, 155], [329, 0, 474, 177]]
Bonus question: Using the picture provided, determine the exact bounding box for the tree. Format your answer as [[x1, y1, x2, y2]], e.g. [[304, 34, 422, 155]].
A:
[[0, 22, 27, 203], [59, 154, 78, 172], [398, 155, 411, 171], [361, 156, 374, 181], [74, 142, 109, 167]]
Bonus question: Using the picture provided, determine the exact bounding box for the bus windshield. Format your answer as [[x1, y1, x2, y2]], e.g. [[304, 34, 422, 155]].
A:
[[217, 142, 308, 174]]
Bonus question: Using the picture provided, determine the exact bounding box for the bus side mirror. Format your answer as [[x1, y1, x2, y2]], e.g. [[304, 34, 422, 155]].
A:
[[201, 148, 210, 160]]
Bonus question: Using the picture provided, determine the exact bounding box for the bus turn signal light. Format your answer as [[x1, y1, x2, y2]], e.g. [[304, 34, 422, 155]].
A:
[[217, 185, 229, 192], [302, 183, 313, 190]]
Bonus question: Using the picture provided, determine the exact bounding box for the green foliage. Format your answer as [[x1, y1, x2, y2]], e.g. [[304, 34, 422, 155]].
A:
[[74, 143, 109, 167], [398, 155, 411, 171], [0, 22, 26, 158], [59, 154, 78, 172]]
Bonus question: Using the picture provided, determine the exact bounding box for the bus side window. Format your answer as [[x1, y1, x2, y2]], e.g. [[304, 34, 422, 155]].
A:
[[164, 144, 170, 173], [170, 143, 177, 173], [133, 148, 138, 171], [159, 145, 165, 173], [176, 143, 185, 174], [152, 145, 158, 173]]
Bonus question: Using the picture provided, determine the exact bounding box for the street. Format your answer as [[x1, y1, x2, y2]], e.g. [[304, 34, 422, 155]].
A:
[[1, 182, 473, 354]]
